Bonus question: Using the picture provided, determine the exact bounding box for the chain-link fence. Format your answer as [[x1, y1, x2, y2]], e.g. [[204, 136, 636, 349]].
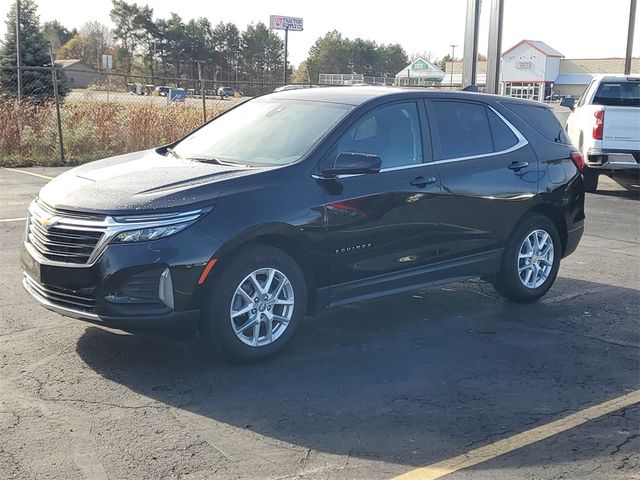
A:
[[0, 66, 288, 166]]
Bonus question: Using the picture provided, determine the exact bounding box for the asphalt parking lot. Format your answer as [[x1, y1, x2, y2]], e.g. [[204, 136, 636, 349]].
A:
[[0, 167, 638, 480]]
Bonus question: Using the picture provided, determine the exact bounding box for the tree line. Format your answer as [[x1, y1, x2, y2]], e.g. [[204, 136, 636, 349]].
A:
[[0, 0, 415, 101]]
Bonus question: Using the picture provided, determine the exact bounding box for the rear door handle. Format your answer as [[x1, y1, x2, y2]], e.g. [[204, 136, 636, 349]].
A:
[[508, 161, 529, 171], [410, 176, 437, 187]]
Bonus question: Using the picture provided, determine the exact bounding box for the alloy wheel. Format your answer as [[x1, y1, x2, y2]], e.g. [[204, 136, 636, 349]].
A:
[[229, 268, 294, 347], [518, 229, 554, 289]]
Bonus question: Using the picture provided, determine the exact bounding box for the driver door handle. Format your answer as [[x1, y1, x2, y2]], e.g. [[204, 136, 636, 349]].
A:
[[410, 176, 437, 187], [508, 161, 529, 171]]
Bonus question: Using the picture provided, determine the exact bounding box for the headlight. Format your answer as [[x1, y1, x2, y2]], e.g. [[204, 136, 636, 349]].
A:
[[113, 222, 193, 243], [109, 207, 211, 244]]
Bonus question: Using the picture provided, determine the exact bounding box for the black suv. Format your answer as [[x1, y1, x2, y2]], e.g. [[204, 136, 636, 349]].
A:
[[22, 87, 585, 361]]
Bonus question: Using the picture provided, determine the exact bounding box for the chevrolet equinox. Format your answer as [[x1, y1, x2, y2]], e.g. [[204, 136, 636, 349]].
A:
[[22, 87, 585, 361]]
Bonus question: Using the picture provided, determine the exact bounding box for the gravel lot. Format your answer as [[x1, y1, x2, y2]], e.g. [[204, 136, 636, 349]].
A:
[[0, 167, 638, 480]]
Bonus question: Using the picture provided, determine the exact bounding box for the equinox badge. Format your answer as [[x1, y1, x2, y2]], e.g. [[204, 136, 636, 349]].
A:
[[335, 243, 372, 255]]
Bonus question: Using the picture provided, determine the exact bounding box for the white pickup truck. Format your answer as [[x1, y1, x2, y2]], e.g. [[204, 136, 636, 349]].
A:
[[563, 75, 640, 192]]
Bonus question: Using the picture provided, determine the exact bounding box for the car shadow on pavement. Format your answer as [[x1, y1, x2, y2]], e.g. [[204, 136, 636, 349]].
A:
[[596, 172, 640, 200], [75, 277, 639, 468]]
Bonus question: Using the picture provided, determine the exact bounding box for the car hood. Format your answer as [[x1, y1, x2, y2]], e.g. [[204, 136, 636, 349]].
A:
[[38, 149, 265, 214]]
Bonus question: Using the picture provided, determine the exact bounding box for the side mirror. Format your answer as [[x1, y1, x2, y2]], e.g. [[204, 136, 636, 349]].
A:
[[560, 97, 575, 110], [321, 152, 382, 177]]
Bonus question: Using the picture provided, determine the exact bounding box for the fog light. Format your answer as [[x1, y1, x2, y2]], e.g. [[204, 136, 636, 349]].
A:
[[158, 268, 174, 310]]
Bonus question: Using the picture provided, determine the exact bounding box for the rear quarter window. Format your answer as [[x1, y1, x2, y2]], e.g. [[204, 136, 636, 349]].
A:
[[502, 102, 570, 144]]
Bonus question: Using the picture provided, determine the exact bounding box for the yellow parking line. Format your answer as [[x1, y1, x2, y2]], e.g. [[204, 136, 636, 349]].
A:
[[4, 168, 54, 180], [392, 389, 640, 480], [0, 217, 27, 223]]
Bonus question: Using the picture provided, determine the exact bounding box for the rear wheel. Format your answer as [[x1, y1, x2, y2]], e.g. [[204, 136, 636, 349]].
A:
[[200, 245, 307, 362], [493, 214, 561, 303]]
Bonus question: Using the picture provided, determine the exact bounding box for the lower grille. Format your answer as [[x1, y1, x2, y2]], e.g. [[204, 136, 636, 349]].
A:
[[24, 274, 96, 313]]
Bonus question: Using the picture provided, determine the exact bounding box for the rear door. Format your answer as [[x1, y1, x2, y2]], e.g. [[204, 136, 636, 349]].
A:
[[319, 100, 445, 303], [425, 99, 538, 260]]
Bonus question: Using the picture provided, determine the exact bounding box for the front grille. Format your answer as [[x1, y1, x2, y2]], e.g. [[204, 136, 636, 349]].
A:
[[27, 201, 107, 264], [24, 274, 96, 313]]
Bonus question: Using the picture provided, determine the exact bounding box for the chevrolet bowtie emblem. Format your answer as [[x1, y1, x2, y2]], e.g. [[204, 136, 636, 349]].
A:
[[40, 216, 58, 229]]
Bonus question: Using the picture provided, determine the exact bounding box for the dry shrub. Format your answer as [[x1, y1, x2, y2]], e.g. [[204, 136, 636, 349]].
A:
[[0, 98, 215, 166]]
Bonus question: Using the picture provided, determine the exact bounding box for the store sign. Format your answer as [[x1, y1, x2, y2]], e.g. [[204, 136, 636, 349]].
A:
[[270, 15, 304, 31], [514, 61, 532, 70], [411, 59, 429, 71]]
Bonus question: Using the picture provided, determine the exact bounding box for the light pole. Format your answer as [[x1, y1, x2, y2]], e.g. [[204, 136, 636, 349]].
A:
[[625, 0, 637, 75], [449, 44, 457, 89]]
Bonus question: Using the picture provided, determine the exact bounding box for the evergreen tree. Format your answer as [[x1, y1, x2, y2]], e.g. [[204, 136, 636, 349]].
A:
[[0, 0, 68, 101]]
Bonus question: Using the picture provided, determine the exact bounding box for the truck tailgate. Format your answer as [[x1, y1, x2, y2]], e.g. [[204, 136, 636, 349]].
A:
[[602, 106, 640, 152]]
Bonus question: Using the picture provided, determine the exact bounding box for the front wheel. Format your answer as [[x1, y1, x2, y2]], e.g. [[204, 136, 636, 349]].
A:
[[199, 245, 307, 363], [493, 215, 561, 303]]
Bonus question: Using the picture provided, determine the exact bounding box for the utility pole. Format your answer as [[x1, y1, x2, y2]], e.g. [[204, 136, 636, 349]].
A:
[[449, 44, 457, 89], [15, 0, 22, 101], [625, 0, 637, 75], [49, 45, 65, 163]]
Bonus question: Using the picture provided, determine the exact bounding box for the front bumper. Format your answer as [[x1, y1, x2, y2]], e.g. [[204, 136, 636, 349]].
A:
[[21, 224, 222, 334], [586, 149, 640, 171], [23, 273, 199, 333]]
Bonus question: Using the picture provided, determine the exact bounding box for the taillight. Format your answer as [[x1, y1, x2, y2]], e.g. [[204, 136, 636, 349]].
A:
[[570, 151, 585, 171], [592, 110, 604, 140]]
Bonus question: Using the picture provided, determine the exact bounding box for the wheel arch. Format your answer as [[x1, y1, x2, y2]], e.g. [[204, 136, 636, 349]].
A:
[[200, 223, 319, 315], [519, 203, 568, 256]]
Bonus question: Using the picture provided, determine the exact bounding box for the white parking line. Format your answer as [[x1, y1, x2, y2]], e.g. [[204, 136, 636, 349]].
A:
[[0, 217, 27, 223], [4, 168, 54, 180]]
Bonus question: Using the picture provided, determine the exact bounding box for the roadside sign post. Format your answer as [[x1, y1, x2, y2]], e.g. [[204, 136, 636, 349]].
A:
[[283, 28, 288, 85], [270, 15, 303, 85]]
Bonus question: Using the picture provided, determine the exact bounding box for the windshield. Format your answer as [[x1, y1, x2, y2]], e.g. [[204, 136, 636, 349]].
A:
[[173, 98, 353, 166], [593, 81, 640, 107]]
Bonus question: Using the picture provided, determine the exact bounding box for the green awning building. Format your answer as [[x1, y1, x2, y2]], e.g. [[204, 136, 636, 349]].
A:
[[395, 58, 445, 86]]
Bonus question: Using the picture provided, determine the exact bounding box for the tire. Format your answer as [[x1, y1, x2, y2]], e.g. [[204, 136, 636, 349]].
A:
[[493, 214, 561, 303], [199, 244, 307, 363], [583, 167, 599, 193]]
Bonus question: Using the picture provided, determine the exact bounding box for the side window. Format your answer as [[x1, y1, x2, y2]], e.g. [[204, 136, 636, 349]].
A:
[[336, 102, 423, 169], [487, 109, 518, 151], [429, 101, 493, 160]]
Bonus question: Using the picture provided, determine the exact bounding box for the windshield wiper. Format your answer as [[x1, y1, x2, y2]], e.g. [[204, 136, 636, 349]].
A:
[[186, 156, 248, 167], [166, 147, 181, 159]]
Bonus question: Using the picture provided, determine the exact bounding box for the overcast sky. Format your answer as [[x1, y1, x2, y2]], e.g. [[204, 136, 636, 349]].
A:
[[1, 0, 638, 65]]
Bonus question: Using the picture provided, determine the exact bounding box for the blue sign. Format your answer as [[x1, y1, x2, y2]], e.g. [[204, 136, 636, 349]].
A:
[[168, 88, 186, 102]]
